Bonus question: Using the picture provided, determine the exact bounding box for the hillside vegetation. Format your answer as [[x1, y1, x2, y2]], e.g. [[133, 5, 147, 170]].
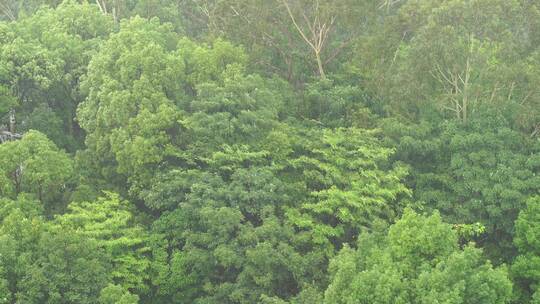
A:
[[1, 1, 540, 303]]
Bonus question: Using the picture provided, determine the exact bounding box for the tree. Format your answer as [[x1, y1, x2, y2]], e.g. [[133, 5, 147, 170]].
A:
[[130, 0, 183, 31], [324, 209, 512, 304], [99, 284, 139, 304], [2, 1, 538, 303], [54, 192, 151, 294], [0, 1, 113, 150], [278, 0, 335, 79], [299, 78, 375, 128], [178, 0, 373, 82], [77, 15, 284, 198], [0, 193, 111, 304], [286, 127, 410, 254], [16, 227, 110, 304], [354, 0, 533, 123], [0, 0, 62, 21], [0, 85, 17, 118], [0, 130, 73, 209], [513, 197, 540, 302], [402, 110, 540, 262], [0, 195, 43, 303], [149, 147, 309, 303], [76, 16, 185, 193]]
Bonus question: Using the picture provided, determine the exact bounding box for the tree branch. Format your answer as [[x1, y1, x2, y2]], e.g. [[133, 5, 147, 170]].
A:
[[280, 0, 317, 51]]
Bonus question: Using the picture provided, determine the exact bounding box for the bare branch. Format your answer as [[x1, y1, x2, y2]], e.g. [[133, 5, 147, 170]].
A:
[[324, 36, 354, 65], [96, 0, 107, 14], [519, 91, 533, 105], [281, 0, 317, 51], [0, 1, 16, 21], [531, 123, 540, 138]]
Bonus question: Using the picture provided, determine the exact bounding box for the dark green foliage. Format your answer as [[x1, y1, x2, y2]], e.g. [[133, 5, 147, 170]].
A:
[[384, 109, 540, 262]]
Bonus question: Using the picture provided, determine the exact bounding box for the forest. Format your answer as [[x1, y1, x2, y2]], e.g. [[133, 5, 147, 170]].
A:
[[0, 0, 540, 303]]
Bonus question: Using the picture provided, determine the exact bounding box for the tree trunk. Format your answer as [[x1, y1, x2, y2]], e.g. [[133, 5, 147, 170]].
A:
[[9, 109, 15, 133], [315, 51, 326, 79]]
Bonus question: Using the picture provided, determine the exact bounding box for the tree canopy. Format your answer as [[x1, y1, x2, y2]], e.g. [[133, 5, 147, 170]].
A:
[[0, 0, 538, 303]]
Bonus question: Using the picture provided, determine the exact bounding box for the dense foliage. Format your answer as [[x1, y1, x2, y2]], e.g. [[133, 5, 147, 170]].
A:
[[1, 1, 539, 303]]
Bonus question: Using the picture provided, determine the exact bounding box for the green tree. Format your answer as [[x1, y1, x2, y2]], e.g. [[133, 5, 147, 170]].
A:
[[394, 110, 540, 262], [77, 15, 284, 198], [180, 0, 375, 82], [0, 130, 73, 208], [0, 0, 62, 21], [354, 0, 536, 125], [324, 209, 512, 304], [0, 85, 17, 118], [77, 16, 185, 193], [0, 1, 112, 149], [150, 147, 308, 303], [54, 192, 151, 294], [0, 193, 111, 304], [16, 227, 110, 304], [513, 196, 540, 302], [0, 195, 43, 304], [286, 127, 410, 255], [99, 284, 139, 304]]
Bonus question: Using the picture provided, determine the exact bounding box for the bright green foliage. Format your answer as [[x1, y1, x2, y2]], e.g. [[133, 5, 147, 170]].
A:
[[453, 222, 487, 243], [0, 194, 110, 304], [99, 284, 139, 304], [286, 127, 410, 253], [16, 228, 109, 304], [0, 193, 43, 221], [324, 209, 512, 304], [147, 124, 408, 302], [414, 246, 513, 304], [0, 195, 43, 303], [0, 31, 61, 107], [0, 130, 72, 207], [77, 16, 185, 190], [178, 37, 248, 87], [54, 192, 151, 294], [77, 16, 253, 195], [129, 0, 183, 31], [513, 197, 540, 302]]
